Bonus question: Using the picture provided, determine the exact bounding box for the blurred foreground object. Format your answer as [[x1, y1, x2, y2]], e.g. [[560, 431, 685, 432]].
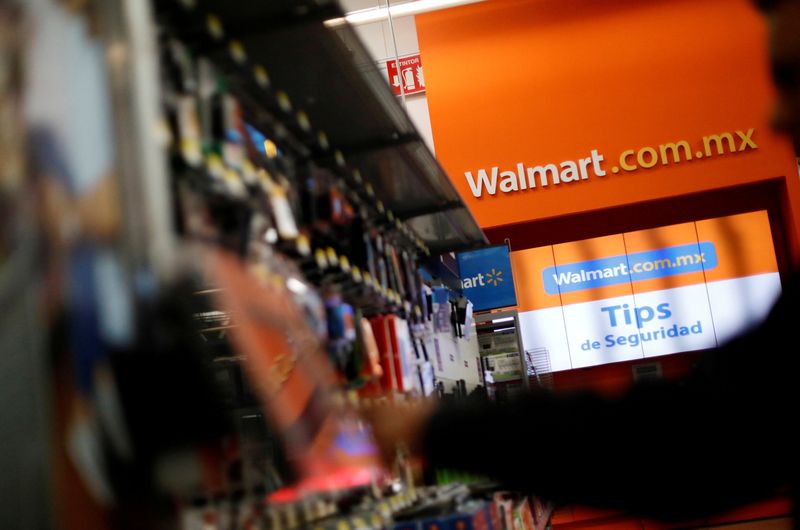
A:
[[0, 1, 54, 529]]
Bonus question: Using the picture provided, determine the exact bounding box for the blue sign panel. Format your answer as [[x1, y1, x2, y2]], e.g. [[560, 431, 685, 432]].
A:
[[457, 245, 517, 312], [541, 242, 718, 295]]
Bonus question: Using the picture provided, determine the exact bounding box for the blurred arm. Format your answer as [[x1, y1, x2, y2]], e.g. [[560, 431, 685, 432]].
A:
[[423, 277, 799, 520]]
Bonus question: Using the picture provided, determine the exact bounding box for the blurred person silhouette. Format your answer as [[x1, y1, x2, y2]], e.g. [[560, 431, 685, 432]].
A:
[[26, 1, 230, 529], [367, 0, 800, 524]]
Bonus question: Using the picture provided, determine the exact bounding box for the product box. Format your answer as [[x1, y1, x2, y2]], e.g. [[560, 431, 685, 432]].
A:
[[511, 499, 535, 530], [493, 492, 515, 530], [371, 315, 418, 393], [486, 500, 501, 530], [529, 496, 544, 525]]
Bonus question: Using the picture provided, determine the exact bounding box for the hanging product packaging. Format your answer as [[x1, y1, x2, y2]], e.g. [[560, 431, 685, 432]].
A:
[[260, 169, 299, 240], [325, 292, 357, 378], [162, 40, 202, 167], [363, 232, 378, 284], [401, 250, 419, 306], [221, 93, 246, 171], [176, 95, 203, 168], [431, 287, 451, 334], [389, 244, 406, 299], [375, 236, 389, 293], [196, 58, 219, 155]]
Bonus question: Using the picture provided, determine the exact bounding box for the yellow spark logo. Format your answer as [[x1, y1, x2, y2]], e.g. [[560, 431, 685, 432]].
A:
[[485, 268, 503, 287]]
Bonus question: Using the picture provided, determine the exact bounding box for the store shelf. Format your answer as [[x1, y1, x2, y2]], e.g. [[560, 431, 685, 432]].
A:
[[160, 0, 487, 256]]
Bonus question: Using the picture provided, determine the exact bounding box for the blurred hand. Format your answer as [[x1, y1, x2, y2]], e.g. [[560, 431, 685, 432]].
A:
[[361, 399, 437, 465]]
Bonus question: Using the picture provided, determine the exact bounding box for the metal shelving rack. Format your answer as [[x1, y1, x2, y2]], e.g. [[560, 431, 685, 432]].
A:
[[82, 0, 495, 524], [146, 0, 487, 272]]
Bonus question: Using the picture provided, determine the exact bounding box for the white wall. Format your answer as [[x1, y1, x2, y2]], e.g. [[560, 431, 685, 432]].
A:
[[341, 0, 436, 152]]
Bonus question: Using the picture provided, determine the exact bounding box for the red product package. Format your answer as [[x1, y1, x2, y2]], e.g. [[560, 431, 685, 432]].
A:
[[371, 315, 418, 394], [513, 499, 535, 530], [370, 315, 396, 393], [493, 492, 515, 530]]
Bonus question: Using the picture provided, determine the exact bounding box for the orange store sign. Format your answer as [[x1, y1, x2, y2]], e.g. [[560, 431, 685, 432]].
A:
[[464, 129, 759, 198], [416, 0, 799, 230]]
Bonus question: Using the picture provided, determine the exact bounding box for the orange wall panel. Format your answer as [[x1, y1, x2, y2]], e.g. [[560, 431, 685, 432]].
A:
[[417, 0, 800, 256], [695, 210, 780, 281], [511, 245, 561, 311], [623, 222, 706, 294]]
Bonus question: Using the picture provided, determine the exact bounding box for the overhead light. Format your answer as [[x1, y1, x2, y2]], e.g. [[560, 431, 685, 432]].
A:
[[325, 0, 486, 27]]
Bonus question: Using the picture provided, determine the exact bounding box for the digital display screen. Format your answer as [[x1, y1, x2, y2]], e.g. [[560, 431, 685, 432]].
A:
[[512, 211, 782, 371]]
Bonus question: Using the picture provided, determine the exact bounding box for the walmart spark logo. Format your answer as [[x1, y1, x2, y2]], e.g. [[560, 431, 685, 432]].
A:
[[461, 268, 504, 289], [485, 268, 504, 287]]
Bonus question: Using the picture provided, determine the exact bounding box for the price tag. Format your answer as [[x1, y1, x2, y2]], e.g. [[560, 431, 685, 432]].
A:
[[206, 14, 224, 39], [297, 111, 311, 132], [241, 159, 257, 185], [276, 91, 292, 112], [326, 247, 339, 266], [318, 131, 330, 150], [315, 249, 328, 269], [268, 185, 300, 240], [206, 153, 225, 179], [296, 234, 311, 257], [177, 96, 202, 167], [229, 40, 247, 63], [223, 168, 245, 197], [263, 139, 279, 159], [253, 64, 270, 88], [334, 150, 346, 167]]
